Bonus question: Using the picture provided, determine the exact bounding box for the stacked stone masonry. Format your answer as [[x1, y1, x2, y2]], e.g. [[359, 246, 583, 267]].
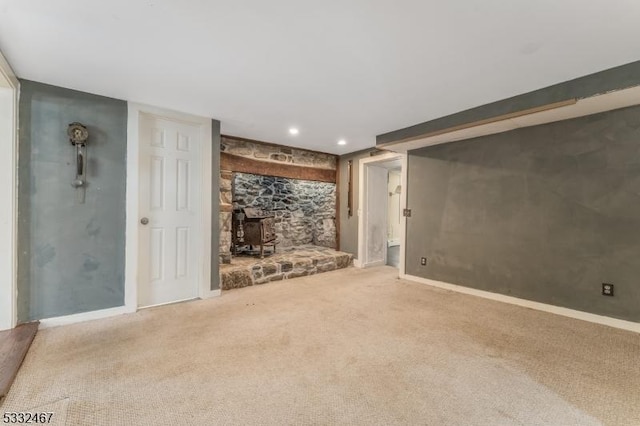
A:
[[219, 136, 338, 264], [220, 246, 353, 290], [234, 173, 336, 248], [221, 136, 337, 170], [219, 170, 233, 263]]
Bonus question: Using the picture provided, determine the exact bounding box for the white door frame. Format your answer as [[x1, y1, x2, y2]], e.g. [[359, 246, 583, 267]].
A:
[[0, 51, 19, 331], [357, 152, 407, 275], [126, 103, 217, 313]]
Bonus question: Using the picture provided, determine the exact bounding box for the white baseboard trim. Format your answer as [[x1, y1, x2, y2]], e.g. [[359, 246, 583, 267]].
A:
[[40, 290, 223, 329], [362, 260, 385, 268], [400, 274, 640, 334], [353, 259, 362, 268], [201, 289, 221, 299], [39, 305, 134, 329]]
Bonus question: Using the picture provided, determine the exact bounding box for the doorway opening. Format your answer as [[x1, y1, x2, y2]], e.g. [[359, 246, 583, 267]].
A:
[[357, 152, 406, 275], [386, 167, 402, 268], [126, 103, 215, 312]]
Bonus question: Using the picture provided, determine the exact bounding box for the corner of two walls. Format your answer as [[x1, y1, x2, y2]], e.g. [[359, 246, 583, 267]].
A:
[[17, 80, 223, 321]]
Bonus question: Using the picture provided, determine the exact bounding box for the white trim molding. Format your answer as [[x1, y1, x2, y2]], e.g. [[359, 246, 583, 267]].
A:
[[201, 289, 222, 299], [40, 290, 221, 328], [126, 103, 214, 313], [357, 152, 407, 275], [0, 50, 19, 331], [401, 274, 640, 334], [361, 260, 385, 268], [39, 306, 132, 329]]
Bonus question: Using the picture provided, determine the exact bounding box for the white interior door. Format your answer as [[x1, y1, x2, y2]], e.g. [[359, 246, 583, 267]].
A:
[[138, 114, 201, 307], [364, 165, 388, 266]]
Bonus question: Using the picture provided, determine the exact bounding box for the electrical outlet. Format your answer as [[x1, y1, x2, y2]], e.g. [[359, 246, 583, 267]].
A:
[[602, 283, 614, 297], [420, 257, 427, 266]]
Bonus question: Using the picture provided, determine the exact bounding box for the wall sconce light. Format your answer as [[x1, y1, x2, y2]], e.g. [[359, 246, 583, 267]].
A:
[[68, 122, 89, 203]]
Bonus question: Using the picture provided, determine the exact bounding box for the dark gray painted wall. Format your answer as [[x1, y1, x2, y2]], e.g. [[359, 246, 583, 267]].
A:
[[211, 119, 221, 290], [338, 148, 378, 256], [406, 105, 640, 322], [18, 80, 127, 321], [378, 60, 640, 146]]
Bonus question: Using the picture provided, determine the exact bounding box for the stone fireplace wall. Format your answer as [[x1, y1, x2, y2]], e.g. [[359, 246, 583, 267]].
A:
[[219, 170, 233, 263], [233, 173, 336, 248], [219, 136, 337, 263]]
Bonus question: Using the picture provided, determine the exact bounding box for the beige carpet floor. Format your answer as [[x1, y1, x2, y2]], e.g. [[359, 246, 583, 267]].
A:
[[1, 266, 639, 425]]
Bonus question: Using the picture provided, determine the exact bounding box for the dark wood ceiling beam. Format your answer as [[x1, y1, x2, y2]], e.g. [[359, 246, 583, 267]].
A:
[[221, 152, 336, 183]]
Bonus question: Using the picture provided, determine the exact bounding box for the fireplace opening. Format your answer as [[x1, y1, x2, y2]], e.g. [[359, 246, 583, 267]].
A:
[[231, 172, 336, 258], [232, 207, 277, 258]]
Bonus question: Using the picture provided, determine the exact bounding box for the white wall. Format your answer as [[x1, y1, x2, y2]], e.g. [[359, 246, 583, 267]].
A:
[[364, 165, 388, 266], [387, 169, 401, 244]]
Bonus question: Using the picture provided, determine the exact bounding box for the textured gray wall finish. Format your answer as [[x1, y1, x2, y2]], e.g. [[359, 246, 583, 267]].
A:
[[18, 80, 127, 321], [211, 119, 221, 289], [406, 106, 640, 322], [233, 173, 337, 248]]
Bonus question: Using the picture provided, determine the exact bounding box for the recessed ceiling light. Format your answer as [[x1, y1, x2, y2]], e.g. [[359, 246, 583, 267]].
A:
[[289, 127, 299, 135], [337, 139, 347, 145]]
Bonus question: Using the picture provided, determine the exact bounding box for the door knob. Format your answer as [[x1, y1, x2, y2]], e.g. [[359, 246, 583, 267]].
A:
[[140, 217, 149, 225]]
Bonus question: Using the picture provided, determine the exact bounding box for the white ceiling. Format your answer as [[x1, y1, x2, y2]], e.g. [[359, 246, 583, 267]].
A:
[[1, 1, 639, 154]]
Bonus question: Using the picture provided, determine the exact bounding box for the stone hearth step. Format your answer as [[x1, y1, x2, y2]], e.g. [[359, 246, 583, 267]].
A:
[[220, 245, 353, 290]]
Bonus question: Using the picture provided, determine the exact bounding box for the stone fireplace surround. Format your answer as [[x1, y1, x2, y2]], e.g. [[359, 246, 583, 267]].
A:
[[219, 136, 338, 264], [233, 173, 336, 249]]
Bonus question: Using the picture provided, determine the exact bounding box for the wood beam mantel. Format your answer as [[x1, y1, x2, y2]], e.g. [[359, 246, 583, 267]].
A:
[[221, 152, 336, 183]]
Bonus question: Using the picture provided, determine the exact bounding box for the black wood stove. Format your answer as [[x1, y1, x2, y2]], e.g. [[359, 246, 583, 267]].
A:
[[232, 207, 278, 258]]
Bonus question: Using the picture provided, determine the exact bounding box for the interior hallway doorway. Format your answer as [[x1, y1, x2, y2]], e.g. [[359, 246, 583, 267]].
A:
[[357, 152, 406, 274]]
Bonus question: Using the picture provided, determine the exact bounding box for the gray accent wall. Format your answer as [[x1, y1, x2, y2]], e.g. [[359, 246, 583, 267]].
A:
[[406, 105, 640, 322], [211, 119, 221, 290], [18, 80, 127, 321]]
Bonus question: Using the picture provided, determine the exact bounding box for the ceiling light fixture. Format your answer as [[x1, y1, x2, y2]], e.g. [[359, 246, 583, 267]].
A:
[[337, 139, 347, 146], [289, 127, 299, 135]]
